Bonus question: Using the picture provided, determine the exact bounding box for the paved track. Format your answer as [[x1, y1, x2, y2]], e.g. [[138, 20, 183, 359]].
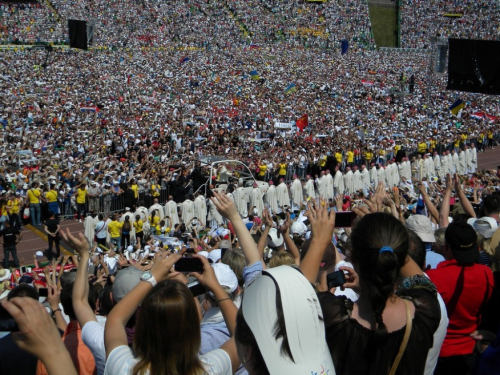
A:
[[4, 220, 84, 268], [477, 146, 500, 172]]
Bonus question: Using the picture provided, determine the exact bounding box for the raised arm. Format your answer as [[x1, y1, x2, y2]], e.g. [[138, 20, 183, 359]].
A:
[[211, 192, 261, 265], [280, 213, 300, 265], [299, 199, 336, 283], [60, 229, 97, 327], [418, 184, 439, 222], [454, 173, 476, 218], [439, 174, 452, 228]]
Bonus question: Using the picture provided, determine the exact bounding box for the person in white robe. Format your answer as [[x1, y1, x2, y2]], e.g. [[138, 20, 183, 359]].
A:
[[149, 199, 165, 220], [194, 194, 208, 224], [369, 163, 378, 187], [207, 197, 223, 227], [333, 167, 344, 196], [324, 171, 334, 200], [315, 172, 324, 198], [304, 175, 316, 200], [421, 155, 431, 179], [250, 185, 265, 216], [469, 143, 477, 174], [105, 217, 112, 245], [433, 152, 442, 178], [164, 196, 180, 227], [451, 150, 459, 174], [290, 176, 304, 210], [135, 206, 149, 222], [84, 213, 98, 247], [316, 171, 327, 198], [276, 179, 291, 209], [428, 154, 436, 177], [233, 187, 248, 216], [265, 180, 280, 213], [377, 165, 386, 187], [402, 158, 412, 181], [181, 197, 195, 224], [458, 149, 466, 175], [360, 165, 370, 193], [352, 166, 362, 193], [343, 167, 353, 194]]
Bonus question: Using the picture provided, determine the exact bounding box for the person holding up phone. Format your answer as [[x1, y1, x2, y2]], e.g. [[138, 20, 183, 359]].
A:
[[104, 247, 240, 375]]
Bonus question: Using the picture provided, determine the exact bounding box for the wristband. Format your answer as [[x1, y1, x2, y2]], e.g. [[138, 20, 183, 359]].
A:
[[52, 308, 62, 318], [217, 297, 231, 302]]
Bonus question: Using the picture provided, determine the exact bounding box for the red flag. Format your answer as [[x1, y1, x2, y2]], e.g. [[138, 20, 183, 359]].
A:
[[296, 114, 308, 132]]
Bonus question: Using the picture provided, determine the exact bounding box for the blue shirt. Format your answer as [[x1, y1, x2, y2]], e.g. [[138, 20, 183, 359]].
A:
[[425, 244, 445, 269]]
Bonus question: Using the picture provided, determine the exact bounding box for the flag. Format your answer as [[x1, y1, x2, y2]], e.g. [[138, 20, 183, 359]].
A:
[[449, 99, 464, 115], [250, 70, 259, 81], [361, 80, 374, 86], [249, 44, 260, 49], [284, 83, 297, 95], [341, 39, 349, 55], [470, 112, 485, 120], [80, 106, 100, 112], [263, 53, 277, 60], [295, 114, 308, 131], [179, 55, 190, 65], [211, 72, 220, 82]]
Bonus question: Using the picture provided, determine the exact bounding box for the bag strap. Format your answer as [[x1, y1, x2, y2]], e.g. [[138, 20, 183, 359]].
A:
[[388, 299, 412, 375]]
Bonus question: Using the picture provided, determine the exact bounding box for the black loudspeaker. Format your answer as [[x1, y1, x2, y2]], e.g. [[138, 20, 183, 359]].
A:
[[68, 19, 88, 50], [435, 44, 447, 74], [447, 38, 500, 95]]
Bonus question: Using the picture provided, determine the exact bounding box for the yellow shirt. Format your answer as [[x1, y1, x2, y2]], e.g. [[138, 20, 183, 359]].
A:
[[7, 198, 20, 214], [151, 184, 160, 197], [1, 205, 7, 217], [460, 134, 467, 142], [133, 220, 143, 233], [364, 151, 373, 161], [278, 163, 287, 176], [28, 188, 41, 204], [149, 216, 160, 226], [258, 165, 267, 177], [131, 184, 139, 198], [335, 152, 342, 163], [454, 139, 460, 147], [108, 220, 123, 238], [417, 142, 427, 153], [347, 151, 354, 163], [45, 190, 58, 203], [76, 188, 87, 204], [319, 156, 327, 167], [394, 145, 401, 153]]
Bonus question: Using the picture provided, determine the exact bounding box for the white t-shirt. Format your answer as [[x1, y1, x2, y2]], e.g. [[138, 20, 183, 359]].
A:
[[81, 321, 106, 375], [104, 345, 232, 375]]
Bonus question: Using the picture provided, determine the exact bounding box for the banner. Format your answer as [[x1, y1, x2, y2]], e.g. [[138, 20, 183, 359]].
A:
[[274, 122, 295, 129]]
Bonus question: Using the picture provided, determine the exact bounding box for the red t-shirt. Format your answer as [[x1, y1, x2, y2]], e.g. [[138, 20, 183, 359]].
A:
[[427, 260, 494, 357]]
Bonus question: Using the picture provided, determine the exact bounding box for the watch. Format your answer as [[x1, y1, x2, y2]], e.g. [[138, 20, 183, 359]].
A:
[[140, 271, 157, 287]]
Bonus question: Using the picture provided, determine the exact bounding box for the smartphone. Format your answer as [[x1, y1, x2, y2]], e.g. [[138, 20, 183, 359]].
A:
[[335, 211, 356, 228], [175, 257, 204, 273], [20, 266, 27, 274], [39, 288, 49, 298], [0, 304, 18, 332], [221, 248, 229, 261], [327, 270, 346, 289], [188, 281, 207, 297]]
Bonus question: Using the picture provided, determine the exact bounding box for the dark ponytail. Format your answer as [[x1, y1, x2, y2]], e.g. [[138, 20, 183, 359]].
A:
[[350, 213, 408, 352]]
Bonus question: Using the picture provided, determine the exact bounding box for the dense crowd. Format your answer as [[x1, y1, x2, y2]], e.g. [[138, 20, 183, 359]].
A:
[[401, 0, 500, 49], [0, 1, 499, 375]]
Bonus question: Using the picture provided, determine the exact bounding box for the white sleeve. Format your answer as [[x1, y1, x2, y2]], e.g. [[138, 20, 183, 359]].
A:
[[200, 349, 232, 375], [104, 345, 137, 375], [81, 321, 106, 375]]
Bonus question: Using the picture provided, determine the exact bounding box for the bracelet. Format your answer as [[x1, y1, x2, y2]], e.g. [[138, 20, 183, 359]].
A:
[[52, 308, 61, 317], [217, 297, 231, 302]]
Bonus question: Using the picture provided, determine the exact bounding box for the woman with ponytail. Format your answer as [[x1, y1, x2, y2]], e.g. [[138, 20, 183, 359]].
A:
[[300, 201, 442, 375]]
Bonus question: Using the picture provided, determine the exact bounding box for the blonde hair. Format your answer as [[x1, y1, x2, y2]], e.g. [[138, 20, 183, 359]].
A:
[[268, 251, 295, 268]]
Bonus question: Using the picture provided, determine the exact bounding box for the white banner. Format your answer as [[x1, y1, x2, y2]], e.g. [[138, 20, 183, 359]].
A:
[[274, 122, 295, 129]]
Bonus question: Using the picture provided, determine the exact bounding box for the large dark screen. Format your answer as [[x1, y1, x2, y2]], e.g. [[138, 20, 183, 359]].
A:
[[447, 38, 500, 95]]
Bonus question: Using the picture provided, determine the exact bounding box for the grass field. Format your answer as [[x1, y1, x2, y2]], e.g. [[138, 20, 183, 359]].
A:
[[368, 5, 397, 48]]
